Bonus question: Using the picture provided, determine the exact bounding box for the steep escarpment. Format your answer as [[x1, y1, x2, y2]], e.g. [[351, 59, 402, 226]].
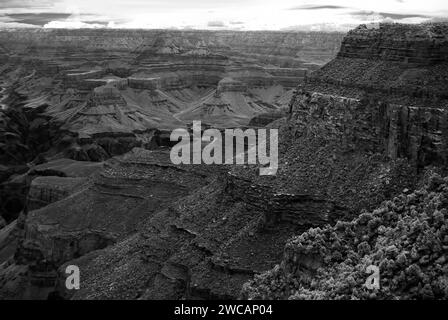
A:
[[337, 23, 448, 64], [297, 23, 448, 170], [242, 23, 448, 300], [0, 89, 65, 223], [308, 23, 448, 100]]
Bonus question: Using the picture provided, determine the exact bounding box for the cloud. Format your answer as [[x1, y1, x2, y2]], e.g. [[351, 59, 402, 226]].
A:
[[5, 12, 71, 26], [0, 0, 446, 31], [281, 23, 354, 32], [350, 10, 431, 20], [207, 20, 226, 27], [43, 20, 106, 28], [0, 20, 36, 28], [0, 0, 59, 10], [288, 5, 349, 10]]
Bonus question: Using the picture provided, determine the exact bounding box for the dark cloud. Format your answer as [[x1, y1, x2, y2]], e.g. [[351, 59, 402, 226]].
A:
[[0, 0, 59, 9], [288, 5, 349, 10], [351, 10, 431, 20], [5, 13, 71, 26]]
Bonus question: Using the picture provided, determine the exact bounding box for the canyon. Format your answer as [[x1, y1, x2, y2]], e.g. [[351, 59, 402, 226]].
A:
[[0, 28, 343, 299], [0, 23, 447, 300]]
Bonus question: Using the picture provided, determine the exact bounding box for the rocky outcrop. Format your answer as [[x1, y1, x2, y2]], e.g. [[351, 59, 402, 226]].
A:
[[290, 91, 448, 168], [128, 77, 158, 90], [338, 23, 448, 64], [308, 24, 448, 101], [290, 23, 448, 170], [27, 176, 87, 211], [226, 173, 345, 228]]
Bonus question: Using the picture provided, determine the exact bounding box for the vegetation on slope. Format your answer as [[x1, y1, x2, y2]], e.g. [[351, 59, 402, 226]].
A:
[[242, 173, 448, 300]]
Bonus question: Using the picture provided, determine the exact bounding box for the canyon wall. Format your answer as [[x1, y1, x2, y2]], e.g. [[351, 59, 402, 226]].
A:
[[290, 23, 448, 169], [338, 23, 448, 64], [0, 29, 344, 67], [242, 23, 448, 299], [291, 91, 448, 168], [226, 173, 345, 228]]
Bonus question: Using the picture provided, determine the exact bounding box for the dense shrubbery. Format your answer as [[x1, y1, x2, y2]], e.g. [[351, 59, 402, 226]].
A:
[[242, 174, 448, 299]]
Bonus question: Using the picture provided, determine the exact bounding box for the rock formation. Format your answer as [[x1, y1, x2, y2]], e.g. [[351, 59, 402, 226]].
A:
[[1, 23, 446, 300], [0, 28, 342, 177], [242, 22, 448, 300]]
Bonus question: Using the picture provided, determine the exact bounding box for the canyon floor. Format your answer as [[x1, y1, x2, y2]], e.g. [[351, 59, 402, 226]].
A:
[[0, 24, 447, 300]]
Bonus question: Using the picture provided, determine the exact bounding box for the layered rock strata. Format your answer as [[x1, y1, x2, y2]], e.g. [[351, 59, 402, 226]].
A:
[[241, 23, 448, 300]]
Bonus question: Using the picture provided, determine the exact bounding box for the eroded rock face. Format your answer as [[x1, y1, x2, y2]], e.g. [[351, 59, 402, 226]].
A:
[[338, 23, 448, 65], [241, 23, 448, 300], [1, 148, 215, 299], [53, 173, 299, 300], [307, 24, 448, 100], [290, 23, 448, 170], [290, 92, 448, 168], [27, 176, 87, 211]]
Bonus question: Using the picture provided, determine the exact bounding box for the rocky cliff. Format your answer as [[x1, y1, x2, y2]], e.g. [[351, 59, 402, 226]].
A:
[[338, 23, 448, 64], [243, 23, 448, 300], [294, 23, 448, 170]]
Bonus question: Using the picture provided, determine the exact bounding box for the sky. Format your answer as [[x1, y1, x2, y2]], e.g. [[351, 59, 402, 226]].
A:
[[0, 0, 447, 31]]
